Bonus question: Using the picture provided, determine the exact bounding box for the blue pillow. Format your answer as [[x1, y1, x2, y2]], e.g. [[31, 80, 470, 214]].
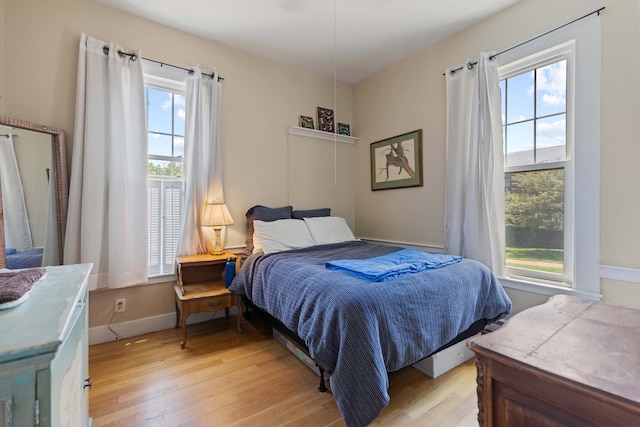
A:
[[292, 208, 331, 219], [6, 248, 17, 255], [244, 205, 293, 255]]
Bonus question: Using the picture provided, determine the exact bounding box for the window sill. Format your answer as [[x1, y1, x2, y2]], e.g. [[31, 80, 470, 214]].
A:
[[146, 273, 177, 285], [499, 276, 601, 301]]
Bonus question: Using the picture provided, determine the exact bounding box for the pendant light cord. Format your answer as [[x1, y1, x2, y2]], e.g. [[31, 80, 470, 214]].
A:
[[333, 0, 338, 186]]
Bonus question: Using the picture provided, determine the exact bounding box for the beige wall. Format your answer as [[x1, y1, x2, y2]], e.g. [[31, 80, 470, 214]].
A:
[[354, 0, 640, 309], [4, 0, 640, 335], [0, 0, 4, 113], [1, 0, 354, 332], [288, 135, 355, 222]]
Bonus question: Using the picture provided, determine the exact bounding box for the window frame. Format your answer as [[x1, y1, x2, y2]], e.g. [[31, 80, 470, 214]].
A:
[[144, 72, 187, 280], [500, 44, 575, 287], [495, 15, 601, 299]]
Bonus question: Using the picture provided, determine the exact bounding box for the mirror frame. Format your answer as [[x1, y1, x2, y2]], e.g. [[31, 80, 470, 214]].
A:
[[0, 116, 68, 269]]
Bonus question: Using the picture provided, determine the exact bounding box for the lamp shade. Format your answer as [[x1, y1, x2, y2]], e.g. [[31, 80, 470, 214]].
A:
[[202, 203, 234, 227]]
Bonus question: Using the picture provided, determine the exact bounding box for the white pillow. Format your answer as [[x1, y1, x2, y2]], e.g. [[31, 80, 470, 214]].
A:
[[304, 216, 357, 245], [252, 230, 263, 253], [253, 219, 316, 254]]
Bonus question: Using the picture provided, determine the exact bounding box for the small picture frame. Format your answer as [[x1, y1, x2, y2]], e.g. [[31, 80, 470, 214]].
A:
[[299, 115, 314, 129], [317, 107, 335, 133], [338, 123, 350, 136]]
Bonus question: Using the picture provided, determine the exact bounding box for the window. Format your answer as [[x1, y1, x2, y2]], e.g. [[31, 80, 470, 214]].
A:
[[497, 28, 602, 298], [496, 17, 600, 297], [145, 75, 186, 276], [500, 53, 573, 286]]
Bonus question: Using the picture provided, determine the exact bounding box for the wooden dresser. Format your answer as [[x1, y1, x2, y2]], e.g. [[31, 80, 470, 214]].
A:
[[0, 264, 91, 427], [468, 294, 640, 426]]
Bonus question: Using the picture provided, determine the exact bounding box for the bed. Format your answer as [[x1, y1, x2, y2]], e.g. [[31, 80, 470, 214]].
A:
[[230, 205, 512, 427], [5, 247, 43, 269]]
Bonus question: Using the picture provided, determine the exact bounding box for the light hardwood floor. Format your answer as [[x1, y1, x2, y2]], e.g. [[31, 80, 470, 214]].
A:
[[89, 313, 480, 426]]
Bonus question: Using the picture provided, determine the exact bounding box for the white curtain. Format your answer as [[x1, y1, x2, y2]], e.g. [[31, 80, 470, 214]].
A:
[[41, 153, 60, 266], [444, 52, 505, 276], [0, 132, 33, 252], [64, 33, 148, 290], [177, 67, 223, 256]]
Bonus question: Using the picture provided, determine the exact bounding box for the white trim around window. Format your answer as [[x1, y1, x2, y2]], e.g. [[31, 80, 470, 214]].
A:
[[144, 67, 187, 279], [496, 14, 601, 298]]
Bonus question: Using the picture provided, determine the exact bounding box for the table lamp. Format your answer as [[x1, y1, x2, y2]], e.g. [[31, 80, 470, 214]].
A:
[[202, 202, 234, 255]]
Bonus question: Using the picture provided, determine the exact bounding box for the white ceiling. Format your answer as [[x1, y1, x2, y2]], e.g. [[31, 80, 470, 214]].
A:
[[97, 0, 521, 85]]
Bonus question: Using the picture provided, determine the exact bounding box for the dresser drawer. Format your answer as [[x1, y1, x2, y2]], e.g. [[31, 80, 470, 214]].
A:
[[195, 294, 232, 312]]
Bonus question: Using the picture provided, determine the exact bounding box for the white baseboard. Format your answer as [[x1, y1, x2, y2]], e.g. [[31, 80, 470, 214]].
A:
[[89, 308, 239, 346]]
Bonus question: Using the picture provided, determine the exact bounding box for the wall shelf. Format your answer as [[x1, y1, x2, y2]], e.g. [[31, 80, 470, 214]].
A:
[[289, 126, 358, 144]]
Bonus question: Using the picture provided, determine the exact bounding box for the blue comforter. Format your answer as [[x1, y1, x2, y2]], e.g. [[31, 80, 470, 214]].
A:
[[230, 241, 511, 427], [6, 248, 43, 269]]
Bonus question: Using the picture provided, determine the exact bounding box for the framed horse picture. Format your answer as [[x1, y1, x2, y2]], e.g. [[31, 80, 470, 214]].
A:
[[370, 129, 423, 191]]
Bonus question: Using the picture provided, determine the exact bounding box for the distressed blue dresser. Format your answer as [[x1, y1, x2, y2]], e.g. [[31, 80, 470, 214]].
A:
[[0, 264, 91, 426]]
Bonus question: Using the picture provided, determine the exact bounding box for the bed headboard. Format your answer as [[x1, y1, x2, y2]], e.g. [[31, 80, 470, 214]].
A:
[[243, 205, 292, 258], [242, 205, 331, 258]]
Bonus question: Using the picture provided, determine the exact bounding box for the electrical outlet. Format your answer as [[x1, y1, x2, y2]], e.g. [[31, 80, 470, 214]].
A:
[[114, 298, 126, 313]]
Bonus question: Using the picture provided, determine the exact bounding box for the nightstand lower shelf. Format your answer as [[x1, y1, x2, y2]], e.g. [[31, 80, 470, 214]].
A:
[[174, 282, 243, 348]]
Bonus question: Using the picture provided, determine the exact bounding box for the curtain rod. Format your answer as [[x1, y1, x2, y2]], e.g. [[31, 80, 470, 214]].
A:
[[102, 46, 224, 81], [444, 6, 605, 75]]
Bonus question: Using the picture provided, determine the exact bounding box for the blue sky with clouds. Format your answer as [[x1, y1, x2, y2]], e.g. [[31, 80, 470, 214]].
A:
[[147, 88, 185, 159], [501, 60, 566, 165]]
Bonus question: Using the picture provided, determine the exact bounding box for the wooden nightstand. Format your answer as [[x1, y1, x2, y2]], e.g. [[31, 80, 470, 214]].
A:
[[174, 253, 243, 348]]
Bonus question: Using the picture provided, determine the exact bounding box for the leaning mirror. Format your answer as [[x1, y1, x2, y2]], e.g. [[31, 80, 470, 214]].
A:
[[0, 116, 68, 269]]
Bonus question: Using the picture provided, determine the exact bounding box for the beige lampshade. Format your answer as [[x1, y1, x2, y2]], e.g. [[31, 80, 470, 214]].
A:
[[202, 202, 234, 227]]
